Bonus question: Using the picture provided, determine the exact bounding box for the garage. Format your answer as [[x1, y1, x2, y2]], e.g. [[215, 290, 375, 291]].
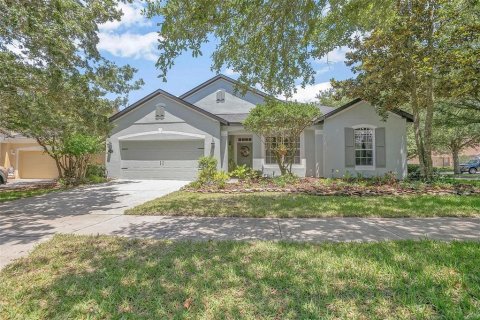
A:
[[119, 140, 204, 180], [18, 150, 59, 179]]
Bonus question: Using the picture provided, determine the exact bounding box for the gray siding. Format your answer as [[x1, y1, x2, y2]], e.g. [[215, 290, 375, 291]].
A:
[[182, 78, 265, 115], [107, 94, 221, 179], [323, 101, 408, 179]]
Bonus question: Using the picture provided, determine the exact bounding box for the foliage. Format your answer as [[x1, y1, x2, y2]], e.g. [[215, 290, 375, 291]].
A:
[[229, 165, 261, 181], [0, 187, 60, 203], [316, 88, 351, 108], [407, 164, 441, 181], [332, 0, 479, 180], [54, 134, 103, 185], [85, 164, 107, 184], [0, 0, 142, 181], [244, 101, 320, 175], [272, 174, 300, 188], [432, 104, 480, 174], [144, 0, 394, 96], [191, 156, 229, 189]]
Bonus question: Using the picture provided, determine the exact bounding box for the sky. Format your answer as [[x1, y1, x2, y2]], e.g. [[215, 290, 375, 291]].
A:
[[97, 1, 355, 107]]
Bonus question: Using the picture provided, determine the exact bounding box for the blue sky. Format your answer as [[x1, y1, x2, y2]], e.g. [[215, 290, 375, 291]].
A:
[[97, 1, 355, 107]]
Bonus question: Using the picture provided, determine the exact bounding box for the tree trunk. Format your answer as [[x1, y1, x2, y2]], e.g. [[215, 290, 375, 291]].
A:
[[423, 98, 435, 180], [452, 148, 460, 175]]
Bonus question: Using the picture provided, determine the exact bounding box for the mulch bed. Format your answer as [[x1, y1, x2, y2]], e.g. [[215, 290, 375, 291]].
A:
[[0, 180, 60, 192], [183, 177, 480, 196]]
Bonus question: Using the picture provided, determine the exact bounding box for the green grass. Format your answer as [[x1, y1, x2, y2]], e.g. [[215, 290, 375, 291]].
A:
[[1, 235, 479, 319], [126, 191, 480, 218], [0, 187, 59, 203]]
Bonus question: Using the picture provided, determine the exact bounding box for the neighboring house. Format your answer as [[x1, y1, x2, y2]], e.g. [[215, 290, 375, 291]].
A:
[[0, 132, 59, 179], [107, 74, 413, 180], [409, 147, 480, 168]]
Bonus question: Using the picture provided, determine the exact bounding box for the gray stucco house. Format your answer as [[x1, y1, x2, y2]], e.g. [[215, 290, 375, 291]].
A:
[[107, 74, 413, 180]]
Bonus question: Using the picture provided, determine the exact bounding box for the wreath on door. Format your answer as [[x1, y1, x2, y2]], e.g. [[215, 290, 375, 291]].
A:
[[240, 145, 250, 157]]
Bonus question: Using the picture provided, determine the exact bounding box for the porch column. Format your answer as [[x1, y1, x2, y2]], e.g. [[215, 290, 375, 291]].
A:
[[220, 131, 229, 171]]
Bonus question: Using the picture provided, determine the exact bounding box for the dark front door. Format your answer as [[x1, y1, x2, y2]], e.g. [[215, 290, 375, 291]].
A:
[[236, 142, 253, 167]]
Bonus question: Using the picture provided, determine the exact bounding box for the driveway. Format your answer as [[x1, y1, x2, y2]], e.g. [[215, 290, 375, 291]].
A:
[[0, 179, 188, 267]]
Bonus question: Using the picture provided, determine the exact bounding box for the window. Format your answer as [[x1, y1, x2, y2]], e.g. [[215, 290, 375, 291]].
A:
[[237, 137, 252, 142], [265, 136, 300, 164], [354, 128, 374, 166]]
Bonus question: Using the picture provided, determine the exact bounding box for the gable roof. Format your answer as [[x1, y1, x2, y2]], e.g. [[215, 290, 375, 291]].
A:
[[316, 98, 414, 123], [179, 74, 277, 101], [109, 88, 228, 124]]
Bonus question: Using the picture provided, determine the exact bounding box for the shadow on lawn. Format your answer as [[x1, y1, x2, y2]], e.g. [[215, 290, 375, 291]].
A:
[[2, 237, 479, 319], [130, 192, 480, 218]]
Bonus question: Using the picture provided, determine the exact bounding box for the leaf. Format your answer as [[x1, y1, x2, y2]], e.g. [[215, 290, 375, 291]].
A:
[[183, 297, 193, 310]]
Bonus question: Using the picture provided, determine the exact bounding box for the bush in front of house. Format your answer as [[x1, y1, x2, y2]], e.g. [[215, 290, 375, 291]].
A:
[[229, 164, 262, 182], [191, 156, 229, 189]]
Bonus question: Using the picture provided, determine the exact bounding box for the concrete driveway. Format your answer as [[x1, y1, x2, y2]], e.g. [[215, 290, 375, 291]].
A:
[[0, 179, 188, 267]]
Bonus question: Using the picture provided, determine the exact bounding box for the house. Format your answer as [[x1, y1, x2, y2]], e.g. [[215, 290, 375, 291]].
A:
[[107, 74, 413, 180], [0, 132, 59, 179]]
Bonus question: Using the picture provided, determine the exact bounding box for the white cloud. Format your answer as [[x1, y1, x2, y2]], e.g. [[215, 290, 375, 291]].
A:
[[281, 82, 332, 102], [99, 1, 151, 31], [317, 46, 350, 64], [98, 32, 159, 61]]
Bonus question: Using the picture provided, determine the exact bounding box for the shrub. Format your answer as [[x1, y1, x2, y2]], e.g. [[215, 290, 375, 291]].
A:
[[407, 164, 441, 181], [191, 156, 230, 189], [85, 164, 107, 184], [273, 173, 299, 187], [230, 165, 262, 181], [213, 171, 229, 189]]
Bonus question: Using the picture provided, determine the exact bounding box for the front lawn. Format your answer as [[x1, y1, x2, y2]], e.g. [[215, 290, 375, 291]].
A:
[[1, 235, 479, 319], [126, 191, 480, 217], [0, 187, 59, 203]]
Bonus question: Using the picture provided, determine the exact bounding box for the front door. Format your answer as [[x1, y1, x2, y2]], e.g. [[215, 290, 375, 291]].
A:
[[236, 140, 253, 167]]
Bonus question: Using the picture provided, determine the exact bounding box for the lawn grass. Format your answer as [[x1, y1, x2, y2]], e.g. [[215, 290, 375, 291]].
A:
[[0, 187, 59, 203], [1, 235, 479, 319], [126, 191, 480, 218]]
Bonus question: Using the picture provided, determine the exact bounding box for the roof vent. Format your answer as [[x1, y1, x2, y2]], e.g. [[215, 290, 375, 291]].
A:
[[155, 103, 165, 120], [216, 89, 225, 103]]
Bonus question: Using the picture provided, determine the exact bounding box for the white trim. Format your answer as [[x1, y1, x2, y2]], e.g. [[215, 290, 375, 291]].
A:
[[314, 129, 324, 134], [352, 124, 377, 129], [355, 166, 376, 171], [118, 129, 205, 140], [353, 127, 376, 169], [221, 130, 229, 137]]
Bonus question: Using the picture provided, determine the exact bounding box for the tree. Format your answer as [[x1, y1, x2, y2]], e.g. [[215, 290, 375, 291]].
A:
[[332, 0, 478, 180], [145, 0, 394, 96], [433, 105, 480, 174], [0, 0, 143, 182], [316, 88, 351, 108], [244, 101, 320, 175]]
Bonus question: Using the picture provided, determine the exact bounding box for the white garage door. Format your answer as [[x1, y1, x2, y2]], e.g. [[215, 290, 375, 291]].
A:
[[120, 140, 204, 180]]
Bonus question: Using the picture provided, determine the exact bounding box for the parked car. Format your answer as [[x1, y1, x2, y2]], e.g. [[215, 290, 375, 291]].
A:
[[0, 166, 7, 184], [459, 158, 480, 174]]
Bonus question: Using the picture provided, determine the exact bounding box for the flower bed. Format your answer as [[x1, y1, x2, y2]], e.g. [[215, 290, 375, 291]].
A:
[[183, 177, 480, 196]]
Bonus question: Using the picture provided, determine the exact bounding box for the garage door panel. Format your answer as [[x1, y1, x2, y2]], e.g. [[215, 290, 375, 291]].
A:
[[19, 151, 59, 179], [119, 140, 204, 180]]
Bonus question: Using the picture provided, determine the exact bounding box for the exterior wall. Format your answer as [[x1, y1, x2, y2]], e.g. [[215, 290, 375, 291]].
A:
[[182, 78, 265, 115], [107, 94, 221, 179], [323, 101, 408, 179]]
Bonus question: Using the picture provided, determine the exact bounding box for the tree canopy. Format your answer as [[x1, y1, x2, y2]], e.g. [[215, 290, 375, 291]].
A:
[[145, 0, 393, 96], [244, 101, 320, 175], [0, 0, 143, 182]]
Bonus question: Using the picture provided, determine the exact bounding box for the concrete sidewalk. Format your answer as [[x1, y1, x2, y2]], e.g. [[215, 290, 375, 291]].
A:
[[2, 214, 479, 268]]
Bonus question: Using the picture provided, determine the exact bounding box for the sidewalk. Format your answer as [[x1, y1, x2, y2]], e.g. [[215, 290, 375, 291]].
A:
[[2, 214, 479, 268]]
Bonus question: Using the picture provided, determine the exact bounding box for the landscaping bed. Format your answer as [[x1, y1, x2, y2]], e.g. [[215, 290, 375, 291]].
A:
[[1, 235, 479, 319], [184, 177, 480, 196], [126, 191, 480, 217], [0, 181, 61, 203]]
